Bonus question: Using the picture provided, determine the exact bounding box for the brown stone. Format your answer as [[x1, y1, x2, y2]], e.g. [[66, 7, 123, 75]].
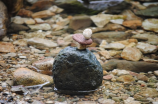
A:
[[123, 20, 142, 29], [0, 42, 15, 53], [102, 59, 158, 72], [17, 9, 33, 17], [117, 75, 135, 83], [29, 0, 54, 12], [121, 47, 142, 61], [13, 68, 53, 86], [32, 10, 55, 19], [69, 15, 92, 30]]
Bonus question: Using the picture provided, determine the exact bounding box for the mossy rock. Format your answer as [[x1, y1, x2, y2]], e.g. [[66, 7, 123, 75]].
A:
[[55, 0, 100, 15]]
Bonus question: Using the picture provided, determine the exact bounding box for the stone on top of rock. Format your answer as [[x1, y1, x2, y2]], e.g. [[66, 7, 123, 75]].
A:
[[73, 34, 93, 45], [53, 46, 103, 93]]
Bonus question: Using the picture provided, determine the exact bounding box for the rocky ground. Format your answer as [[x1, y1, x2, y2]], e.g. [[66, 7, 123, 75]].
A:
[[0, 0, 158, 104]]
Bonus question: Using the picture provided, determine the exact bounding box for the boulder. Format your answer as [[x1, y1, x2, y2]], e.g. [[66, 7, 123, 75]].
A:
[[102, 59, 158, 72], [53, 46, 103, 94]]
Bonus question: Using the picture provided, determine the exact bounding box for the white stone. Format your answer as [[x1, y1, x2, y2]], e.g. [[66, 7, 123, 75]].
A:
[[112, 69, 130, 76], [24, 18, 35, 25], [34, 18, 45, 24], [136, 42, 157, 54], [142, 19, 158, 33], [28, 23, 51, 30], [98, 98, 115, 104], [90, 14, 112, 27], [12, 16, 25, 24], [48, 5, 63, 13], [27, 37, 58, 49], [104, 42, 125, 50], [124, 97, 140, 104], [110, 19, 124, 24], [83, 28, 92, 39]]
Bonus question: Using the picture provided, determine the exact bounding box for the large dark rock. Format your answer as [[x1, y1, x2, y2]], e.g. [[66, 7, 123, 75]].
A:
[[102, 59, 158, 72], [52, 46, 103, 94]]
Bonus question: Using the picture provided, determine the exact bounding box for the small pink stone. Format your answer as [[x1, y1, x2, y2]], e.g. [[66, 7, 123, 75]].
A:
[[103, 75, 112, 80], [72, 34, 93, 45]]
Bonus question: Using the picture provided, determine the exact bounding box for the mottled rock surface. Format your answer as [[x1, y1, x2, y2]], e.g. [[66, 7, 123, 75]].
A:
[[53, 46, 103, 93]]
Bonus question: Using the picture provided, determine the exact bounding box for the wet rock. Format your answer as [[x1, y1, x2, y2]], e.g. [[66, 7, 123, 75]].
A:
[[69, 15, 92, 30], [53, 46, 103, 93], [122, 20, 142, 29], [102, 59, 158, 72], [104, 42, 125, 50], [8, 23, 30, 33], [142, 19, 158, 33], [17, 9, 33, 17], [92, 32, 131, 43], [121, 47, 142, 61], [0, 42, 16, 53], [135, 6, 158, 17], [13, 68, 53, 86], [32, 58, 54, 75], [116, 75, 135, 83], [32, 10, 55, 19], [98, 98, 115, 104], [28, 23, 51, 31], [136, 42, 157, 54], [0, 1, 8, 39], [27, 37, 58, 49]]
